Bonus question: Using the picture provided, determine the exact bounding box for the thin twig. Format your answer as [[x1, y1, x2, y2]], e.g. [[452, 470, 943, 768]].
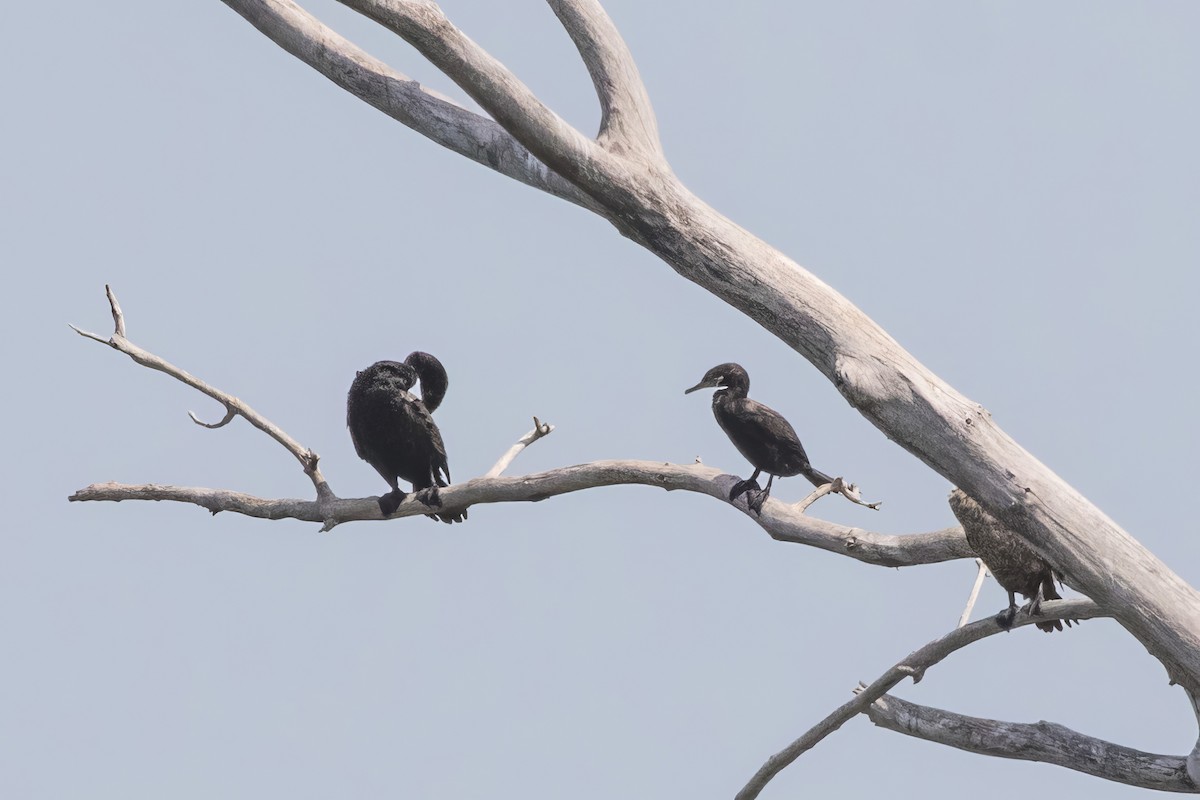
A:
[[484, 417, 555, 478], [958, 558, 989, 628], [735, 599, 1106, 800]]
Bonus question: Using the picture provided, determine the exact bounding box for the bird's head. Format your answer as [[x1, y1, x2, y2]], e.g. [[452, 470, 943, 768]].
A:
[[685, 363, 749, 396]]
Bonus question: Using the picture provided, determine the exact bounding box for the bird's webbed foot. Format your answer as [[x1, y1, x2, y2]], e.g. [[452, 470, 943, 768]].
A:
[[418, 486, 467, 524], [729, 478, 762, 504], [746, 488, 772, 516], [378, 489, 407, 517], [995, 604, 1019, 631], [417, 486, 444, 509]]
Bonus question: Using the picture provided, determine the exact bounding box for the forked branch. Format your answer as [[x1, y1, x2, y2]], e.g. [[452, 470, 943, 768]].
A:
[[70, 287, 964, 562], [736, 599, 1108, 800]]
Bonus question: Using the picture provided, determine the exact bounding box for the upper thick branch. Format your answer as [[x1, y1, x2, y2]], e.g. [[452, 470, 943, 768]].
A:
[[218, 0, 595, 208], [865, 694, 1198, 794], [546, 0, 663, 158], [337, 0, 617, 194]]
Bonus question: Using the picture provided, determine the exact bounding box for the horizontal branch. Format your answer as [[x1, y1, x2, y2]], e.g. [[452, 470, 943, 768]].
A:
[[865, 694, 1197, 793], [218, 0, 595, 208], [70, 460, 970, 564], [736, 599, 1107, 800]]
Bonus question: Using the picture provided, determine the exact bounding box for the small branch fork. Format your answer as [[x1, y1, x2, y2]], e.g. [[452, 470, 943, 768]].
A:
[[734, 600, 1159, 800], [71, 287, 962, 560]]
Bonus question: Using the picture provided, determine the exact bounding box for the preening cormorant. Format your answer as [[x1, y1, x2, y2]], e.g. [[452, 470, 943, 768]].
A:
[[948, 489, 1068, 633], [685, 363, 833, 515], [347, 353, 465, 523]]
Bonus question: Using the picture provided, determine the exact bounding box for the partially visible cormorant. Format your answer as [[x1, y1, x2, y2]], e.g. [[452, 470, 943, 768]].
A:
[[347, 353, 465, 523], [685, 363, 833, 515], [948, 489, 1068, 633]]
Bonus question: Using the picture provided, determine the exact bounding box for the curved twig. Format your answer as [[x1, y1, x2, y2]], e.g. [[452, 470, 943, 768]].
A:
[[485, 417, 556, 478], [735, 599, 1107, 800], [189, 404, 238, 429], [957, 558, 988, 628], [863, 694, 1197, 794], [546, 0, 662, 157]]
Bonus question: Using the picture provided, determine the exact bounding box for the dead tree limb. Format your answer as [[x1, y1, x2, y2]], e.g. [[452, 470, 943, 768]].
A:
[[70, 287, 954, 558], [210, 0, 1200, 699], [737, 599, 1108, 800], [863, 694, 1197, 794]]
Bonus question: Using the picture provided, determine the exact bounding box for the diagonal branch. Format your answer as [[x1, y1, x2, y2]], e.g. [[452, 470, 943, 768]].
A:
[[71, 286, 335, 504], [864, 694, 1198, 794], [736, 599, 1107, 800], [485, 417, 555, 478], [546, 0, 663, 158], [218, 0, 595, 208]]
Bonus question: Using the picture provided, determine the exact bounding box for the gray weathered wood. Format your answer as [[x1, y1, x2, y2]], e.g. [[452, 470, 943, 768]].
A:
[[864, 694, 1198, 793]]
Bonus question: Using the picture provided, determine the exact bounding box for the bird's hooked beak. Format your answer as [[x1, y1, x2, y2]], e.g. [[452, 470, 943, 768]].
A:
[[684, 375, 722, 395]]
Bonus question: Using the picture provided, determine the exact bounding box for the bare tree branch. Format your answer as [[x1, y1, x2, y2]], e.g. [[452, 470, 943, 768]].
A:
[[736, 599, 1107, 800], [336, 0, 615, 193], [217, 0, 595, 208], [545, 0, 663, 157], [957, 558, 988, 628], [209, 2, 1200, 694], [485, 417, 556, 478], [72, 286, 957, 557], [863, 694, 1198, 794], [69, 462, 967, 564], [70, 286, 335, 505]]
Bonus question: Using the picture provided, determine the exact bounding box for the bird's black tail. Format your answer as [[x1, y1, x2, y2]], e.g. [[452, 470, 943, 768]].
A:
[[801, 466, 835, 488], [1035, 576, 1068, 633]]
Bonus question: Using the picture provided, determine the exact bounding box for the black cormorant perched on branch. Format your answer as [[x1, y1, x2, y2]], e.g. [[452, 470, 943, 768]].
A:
[[685, 363, 833, 515], [948, 489, 1068, 633], [347, 353, 465, 523]]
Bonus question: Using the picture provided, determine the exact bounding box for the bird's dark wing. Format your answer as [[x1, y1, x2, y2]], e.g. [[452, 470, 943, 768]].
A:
[[715, 397, 812, 476]]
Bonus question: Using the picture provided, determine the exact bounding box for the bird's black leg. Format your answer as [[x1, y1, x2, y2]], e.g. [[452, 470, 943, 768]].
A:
[[378, 488, 407, 517], [747, 474, 775, 516], [730, 469, 762, 504], [995, 590, 1019, 630]]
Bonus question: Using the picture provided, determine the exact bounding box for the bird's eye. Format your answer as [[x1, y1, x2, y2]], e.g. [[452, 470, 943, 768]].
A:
[[715, 375, 724, 383]]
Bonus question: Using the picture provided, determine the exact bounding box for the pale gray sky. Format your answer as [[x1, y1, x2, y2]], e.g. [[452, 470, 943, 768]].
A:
[[5, 2, 1199, 798]]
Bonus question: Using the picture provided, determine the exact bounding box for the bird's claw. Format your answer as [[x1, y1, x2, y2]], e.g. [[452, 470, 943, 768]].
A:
[[995, 605, 1018, 631], [378, 489, 407, 517], [729, 478, 761, 503], [417, 486, 444, 509]]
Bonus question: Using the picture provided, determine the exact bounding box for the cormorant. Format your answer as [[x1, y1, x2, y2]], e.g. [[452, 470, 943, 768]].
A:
[[347, 353, 465, 523], [685, 363, 833, 515], [948, 489, 1068, 633]]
